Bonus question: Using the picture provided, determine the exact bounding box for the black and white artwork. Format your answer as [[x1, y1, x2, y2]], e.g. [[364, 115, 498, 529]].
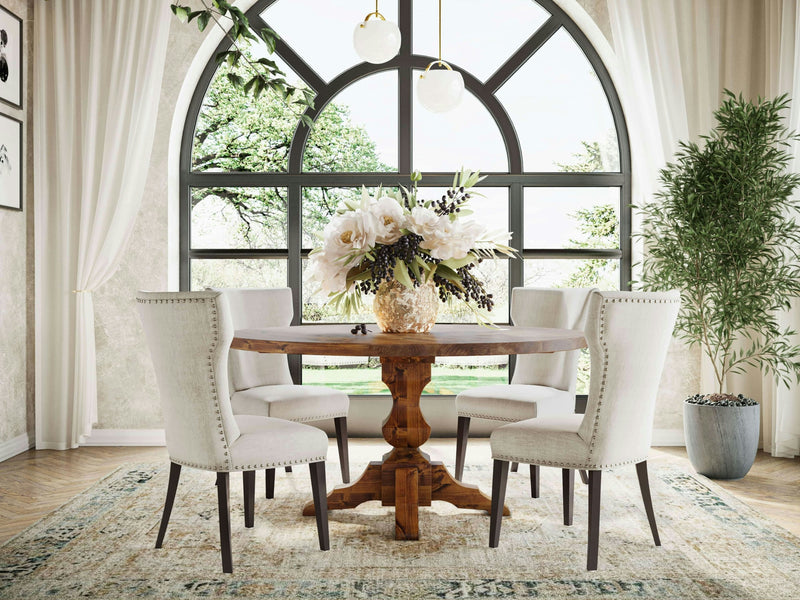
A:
[[0, 4, 22, 108], [0, 112, 22, 210]]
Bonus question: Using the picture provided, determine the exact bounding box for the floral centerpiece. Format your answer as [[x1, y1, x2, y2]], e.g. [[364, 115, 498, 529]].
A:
[[308, 169, 516, 332]]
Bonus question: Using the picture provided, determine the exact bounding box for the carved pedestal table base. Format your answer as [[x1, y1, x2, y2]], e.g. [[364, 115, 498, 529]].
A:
[[302, 356, 509, 540]]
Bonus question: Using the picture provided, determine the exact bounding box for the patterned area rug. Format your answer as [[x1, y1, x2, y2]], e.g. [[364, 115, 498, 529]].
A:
[[1, 460, 799, 599]]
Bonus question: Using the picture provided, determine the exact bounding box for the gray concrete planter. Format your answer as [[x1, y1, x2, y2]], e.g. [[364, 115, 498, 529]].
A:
[[683, 400, 760, 480]]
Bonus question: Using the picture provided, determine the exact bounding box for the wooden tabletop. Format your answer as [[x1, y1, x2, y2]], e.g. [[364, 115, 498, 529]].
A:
[[232, 323, 586, 357]]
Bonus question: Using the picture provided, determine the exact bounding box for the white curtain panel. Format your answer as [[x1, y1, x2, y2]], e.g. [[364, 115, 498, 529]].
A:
[[608, 0, 800, 457], [34, 1, 171, 449], [761, 0, 800, 457]]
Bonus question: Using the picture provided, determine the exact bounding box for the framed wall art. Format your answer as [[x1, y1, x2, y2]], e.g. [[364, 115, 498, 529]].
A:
[[0, 4, 22, 108], [0, 111, 22, 210]]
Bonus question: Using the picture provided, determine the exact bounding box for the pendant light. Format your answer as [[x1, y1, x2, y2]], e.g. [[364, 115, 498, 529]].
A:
[[417, 0, 464, 113], [353, 1, 401, 64]]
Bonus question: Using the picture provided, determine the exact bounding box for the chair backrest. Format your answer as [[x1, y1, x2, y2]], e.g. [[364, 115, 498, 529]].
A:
[[217, 288, 294, 391], [578, 290, 680, 466], [137, 291, 241, 471], [510, 287, 596, 393]]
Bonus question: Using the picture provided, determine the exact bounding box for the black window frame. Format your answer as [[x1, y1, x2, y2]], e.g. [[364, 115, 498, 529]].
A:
[[179, 0, 632, 389]]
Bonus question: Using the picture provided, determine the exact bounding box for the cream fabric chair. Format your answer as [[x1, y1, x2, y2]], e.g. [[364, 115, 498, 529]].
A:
[[488, 290, 680, 570], [454, 287, 596, 491], [220, 288, 351, 495], [137, 291, 330, 573]]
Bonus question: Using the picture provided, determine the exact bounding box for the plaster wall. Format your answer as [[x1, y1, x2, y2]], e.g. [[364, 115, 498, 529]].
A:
[[90, 0, 698, 437], [0, 0, 34, 451]]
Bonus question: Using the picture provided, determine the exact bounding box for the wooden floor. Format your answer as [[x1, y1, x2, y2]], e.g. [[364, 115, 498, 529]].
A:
[[0, 442, 798, 545]]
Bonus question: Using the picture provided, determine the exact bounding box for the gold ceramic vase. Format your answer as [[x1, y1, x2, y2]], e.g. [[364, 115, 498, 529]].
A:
[[373, 279, 439, 333]]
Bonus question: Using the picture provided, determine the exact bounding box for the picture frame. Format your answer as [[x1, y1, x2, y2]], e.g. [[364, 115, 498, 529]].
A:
[[0, 111, 22, 210], [0, 4, 22, 108]]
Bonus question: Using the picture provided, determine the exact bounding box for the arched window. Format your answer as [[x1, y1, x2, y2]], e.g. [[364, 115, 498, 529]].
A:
[[180, 0, 630, 396]]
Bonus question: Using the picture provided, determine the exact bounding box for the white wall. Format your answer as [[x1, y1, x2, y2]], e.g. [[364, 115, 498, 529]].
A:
[[0, 0, 34, 460]]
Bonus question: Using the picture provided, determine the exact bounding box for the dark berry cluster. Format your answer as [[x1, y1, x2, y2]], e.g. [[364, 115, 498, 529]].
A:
[[432, 186, 470, 216], [357, 233, 432, 294], [434, 264, 494, 311]]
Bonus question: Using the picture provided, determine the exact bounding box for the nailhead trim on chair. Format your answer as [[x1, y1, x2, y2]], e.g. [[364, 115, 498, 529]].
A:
[[137, 295, 233, 470], [170, 456, 328, 472], [585, 297, 610, 460], [491, 453, 648, 470], [457, 411, 518, 422], [290, 412, 348, 422]]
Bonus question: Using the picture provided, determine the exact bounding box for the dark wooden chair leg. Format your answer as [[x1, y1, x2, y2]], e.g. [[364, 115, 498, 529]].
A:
[[579, 470, 589, 484], [636, 461, 661, 546], [530, 464, 540, 498], [334, 417, 350, 484], [455, 416, 470, 481], [243, 470, 255, 528], [489, 459, 510, 548], [587, 470, 601, 571], [216, 472, 233, 573], [285, 466, 292, 473], [155, 462, 181, 548], [562, 468, 574, 525], [265, 468, 276, 499], [510, 462, 519, 472], [309, 461, 330, 551]]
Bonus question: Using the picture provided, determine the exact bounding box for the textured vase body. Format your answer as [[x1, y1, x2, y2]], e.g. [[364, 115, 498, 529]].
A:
[[684, 401, 760, 480], [373, 279, 438, 333]]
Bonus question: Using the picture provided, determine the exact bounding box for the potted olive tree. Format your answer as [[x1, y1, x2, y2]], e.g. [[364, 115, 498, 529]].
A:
[[638, 91, 800, 479]]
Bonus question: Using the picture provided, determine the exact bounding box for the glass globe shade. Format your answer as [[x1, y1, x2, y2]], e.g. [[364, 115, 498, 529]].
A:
[[417, 67, 464, 113], [353, 19, 401, 64]]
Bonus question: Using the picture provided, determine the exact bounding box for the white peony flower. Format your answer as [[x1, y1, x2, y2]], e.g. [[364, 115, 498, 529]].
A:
[[322, 209, 377, 259], [421, 217, 485, 260], [307, 251, 349, 295], [371, 196, 406, 244], [406, 206, 440, 238]]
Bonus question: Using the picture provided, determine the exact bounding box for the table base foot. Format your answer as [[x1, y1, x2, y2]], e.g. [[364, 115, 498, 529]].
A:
[[430, 462, 511, 516], [302, 454, 509, 538]]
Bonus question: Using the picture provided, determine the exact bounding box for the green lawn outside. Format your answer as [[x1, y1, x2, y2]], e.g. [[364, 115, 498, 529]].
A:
[[302, 365, 509, 395]]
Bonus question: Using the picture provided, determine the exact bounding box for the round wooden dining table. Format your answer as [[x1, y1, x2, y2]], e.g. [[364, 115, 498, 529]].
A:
[[231, 323, 587, 540]]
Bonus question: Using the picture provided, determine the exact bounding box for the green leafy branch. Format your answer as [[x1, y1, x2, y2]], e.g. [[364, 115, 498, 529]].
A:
[[637, 90, 800, 393], [171, 0, 315, 128]]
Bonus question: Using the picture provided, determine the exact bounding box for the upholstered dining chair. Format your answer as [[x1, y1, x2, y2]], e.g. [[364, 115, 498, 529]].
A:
[[137, 290, 330, 573], [488, 290, 680, 570], [218, 288, 351, 496], [454, 287, 596, 493]]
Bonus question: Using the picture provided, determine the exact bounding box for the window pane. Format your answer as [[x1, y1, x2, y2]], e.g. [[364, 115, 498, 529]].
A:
[[304, 72, 398, 172], [497, 29, 619, 172], [192, 45, 309, 173], [431, 357, 509, 395], [262, 0, 398, 82], [524, 258, 619, 290], [413, 0, 549, 81], [302, 355, 385, 395], [524, 188, 619, 249], [190, 259, 287, 289], [413, 74, 508, 172], [191, 188, 287, 249]]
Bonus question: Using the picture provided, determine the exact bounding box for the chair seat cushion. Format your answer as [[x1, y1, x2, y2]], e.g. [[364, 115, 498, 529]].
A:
[[229, 415, 329, 470], [455, 384, 573, 422], [230, 384, 349, 422], [490, 414, 594, 469]]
